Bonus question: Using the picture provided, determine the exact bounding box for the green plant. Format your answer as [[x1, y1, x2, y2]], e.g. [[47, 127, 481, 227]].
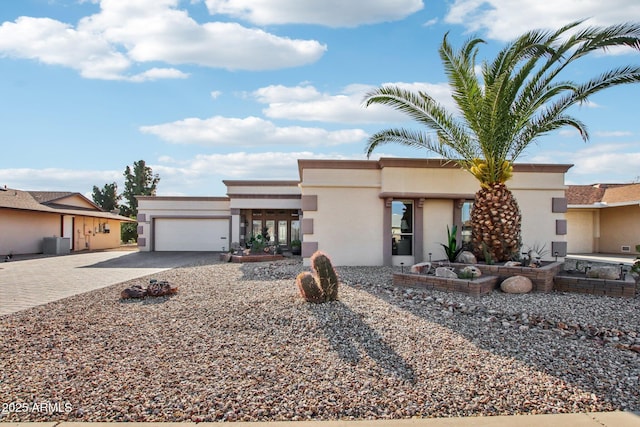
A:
[[481, 242, 495, 265], [440, 225, 463, 262], [295, 251, 339, 303], [290, 239, 301, 247], [249, 234, 267, 254], [457, 270, 475, 280], [526, 242, 549, 259]]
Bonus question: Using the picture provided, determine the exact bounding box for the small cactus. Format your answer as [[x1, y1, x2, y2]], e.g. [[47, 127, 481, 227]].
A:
[[296, 272, 324, 303], [311, 251, 339, 301], [295, 251, 339, 303]]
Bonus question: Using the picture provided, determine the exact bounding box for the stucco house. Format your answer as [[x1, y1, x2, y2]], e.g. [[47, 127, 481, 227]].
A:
[[137, 158, 571, 266], [0, 187, 134, 256], [566, 183, 640, 255]]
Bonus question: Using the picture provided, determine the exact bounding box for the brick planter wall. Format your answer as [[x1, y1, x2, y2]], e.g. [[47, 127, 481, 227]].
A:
[[554, 274, 637, 298], [220, 253, 285, 263], [447, 261, 563, 293], [393, 273, 498, 297]]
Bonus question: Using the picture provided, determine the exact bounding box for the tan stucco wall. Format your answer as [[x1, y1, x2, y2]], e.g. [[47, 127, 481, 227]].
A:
[[0, 209, 59, 255], [599, 205, 640, 254], [566, 209, 597, 253], [422, 199, 454, 262], [512, 188, 566, 256], [381, 167, 477, 195], [72, 216, 122, 251], [300, 161, 568, 266], [302, 186, 384, 266], [0, 209, 122, 255]]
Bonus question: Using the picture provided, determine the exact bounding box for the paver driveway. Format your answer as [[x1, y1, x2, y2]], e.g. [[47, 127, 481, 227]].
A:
[[0, 250, 220, 316]]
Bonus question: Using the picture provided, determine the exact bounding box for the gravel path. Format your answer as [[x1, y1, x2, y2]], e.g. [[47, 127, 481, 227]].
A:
[[0, 259, 638, 422]]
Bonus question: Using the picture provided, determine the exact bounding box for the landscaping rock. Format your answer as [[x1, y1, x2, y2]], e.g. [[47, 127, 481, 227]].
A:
[[501, 276, 533, 294], [504, 261, 522, 267], [456, 251, 477, 264], [435, 267, 458, 279], [120, 285, 147, 299], [121, 280, 178, 299], [461, 265, 482, 277], [410, 262, 432, 274], [586, 266, 620, 280], [147, 280, 179, 297]]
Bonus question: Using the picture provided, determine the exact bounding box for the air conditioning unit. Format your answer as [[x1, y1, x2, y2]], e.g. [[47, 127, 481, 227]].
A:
[[621, 245, 631, 253]]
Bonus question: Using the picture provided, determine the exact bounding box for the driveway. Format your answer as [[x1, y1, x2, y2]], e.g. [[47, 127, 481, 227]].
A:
[[0, 250, 221, 316]]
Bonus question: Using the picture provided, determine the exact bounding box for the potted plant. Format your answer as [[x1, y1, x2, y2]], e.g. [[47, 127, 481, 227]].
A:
[[290, 239, 301, 255]]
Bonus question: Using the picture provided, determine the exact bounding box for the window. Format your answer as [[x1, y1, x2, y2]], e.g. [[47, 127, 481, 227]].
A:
[[392, 200, 413, 255], [291, 220, 300, 242], [278, 220, 287, 245], [461, 200, 473, 244], [252, 220, 262, 238]]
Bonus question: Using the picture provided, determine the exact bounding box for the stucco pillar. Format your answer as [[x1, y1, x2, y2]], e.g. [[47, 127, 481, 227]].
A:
[[414, 198, 424, 263], [230, 208, 241, 247], [383, 198, 392, 266]]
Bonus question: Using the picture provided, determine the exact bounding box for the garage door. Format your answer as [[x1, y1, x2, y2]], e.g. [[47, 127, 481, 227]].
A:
[[154, 218, 229, 251]]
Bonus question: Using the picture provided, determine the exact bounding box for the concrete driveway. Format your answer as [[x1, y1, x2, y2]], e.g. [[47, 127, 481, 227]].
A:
[[0, 250, 221, 316]]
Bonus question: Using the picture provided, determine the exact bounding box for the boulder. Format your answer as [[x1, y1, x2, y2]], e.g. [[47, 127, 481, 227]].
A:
[[461, 265, 482, 277], [147, 280, 179, 297], [586, 266, 620, 280], [504, 261, 522, 267], [500, 276, 533, 294], [435, 267, 458, 279], [121, 285, 147, 299], [456, 251, 477, 264], [410, 262, 432, 274]]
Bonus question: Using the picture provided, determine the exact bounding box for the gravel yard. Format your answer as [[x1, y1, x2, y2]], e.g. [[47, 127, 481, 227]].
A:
[[0, 258, 638, 422]]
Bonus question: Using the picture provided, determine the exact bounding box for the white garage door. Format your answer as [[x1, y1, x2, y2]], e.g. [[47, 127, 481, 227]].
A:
[[155, 218, 229, 251]]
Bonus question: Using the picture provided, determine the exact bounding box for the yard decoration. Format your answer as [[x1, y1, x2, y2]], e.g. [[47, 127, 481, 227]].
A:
[[363, 20, 640, 262], [295, 250, 339, 303]]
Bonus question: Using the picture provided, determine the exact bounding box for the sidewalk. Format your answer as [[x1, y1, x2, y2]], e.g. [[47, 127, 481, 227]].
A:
[[6, 412, 639, 426]]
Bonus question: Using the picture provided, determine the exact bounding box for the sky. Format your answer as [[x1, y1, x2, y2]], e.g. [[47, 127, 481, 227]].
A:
[[1, 0, 639, 198]]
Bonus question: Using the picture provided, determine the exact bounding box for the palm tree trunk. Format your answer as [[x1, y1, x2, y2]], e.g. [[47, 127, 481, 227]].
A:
[[471, 182, 521, 262]]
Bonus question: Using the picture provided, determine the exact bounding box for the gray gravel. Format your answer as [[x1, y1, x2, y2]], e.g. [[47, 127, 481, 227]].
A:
[[0, 258, 638, 422]]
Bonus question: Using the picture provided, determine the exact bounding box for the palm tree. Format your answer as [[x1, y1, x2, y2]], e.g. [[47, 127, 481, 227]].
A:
[[363, 20, 640, 262]]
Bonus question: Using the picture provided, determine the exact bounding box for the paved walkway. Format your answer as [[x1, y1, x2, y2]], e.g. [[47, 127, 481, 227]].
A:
[[0, 250, 220, 316], [5, 412, 640, 426]]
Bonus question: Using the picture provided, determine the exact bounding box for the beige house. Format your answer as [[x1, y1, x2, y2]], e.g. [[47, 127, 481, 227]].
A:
[[137, 158, 571, 266], [566, 183, 640, 255], [0, 187, 134, 256]]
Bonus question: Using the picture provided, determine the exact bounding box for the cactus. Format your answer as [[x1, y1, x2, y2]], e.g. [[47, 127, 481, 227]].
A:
[[311, 251, 339, 301], [296, 272, 324, 303], [295, 251, 340, 303]]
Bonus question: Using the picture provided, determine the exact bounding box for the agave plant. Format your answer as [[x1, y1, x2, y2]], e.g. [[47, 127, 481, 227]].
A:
[[364, 21, 640, 261]]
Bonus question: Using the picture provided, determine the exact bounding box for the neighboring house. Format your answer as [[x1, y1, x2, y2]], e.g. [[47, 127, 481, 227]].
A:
[[137, 157, 571, 266], [0, 187, 134, 256], [566, 183, 640, 255]]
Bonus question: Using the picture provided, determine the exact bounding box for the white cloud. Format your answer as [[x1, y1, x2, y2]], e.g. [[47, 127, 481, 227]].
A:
[[210, 90, 222, 99], [445, 0, 640, 42], [0, 168, 122, 192], [139, 115, 368, 146], [594, 130, 633, 138], [528, 142, 640, 184], [253, 82, 456, 124], [204, 0, 424, 27], [0, 0, 326, 80]]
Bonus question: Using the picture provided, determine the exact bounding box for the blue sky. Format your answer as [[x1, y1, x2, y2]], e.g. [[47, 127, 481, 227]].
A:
[[1, 0, 639, 197]]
